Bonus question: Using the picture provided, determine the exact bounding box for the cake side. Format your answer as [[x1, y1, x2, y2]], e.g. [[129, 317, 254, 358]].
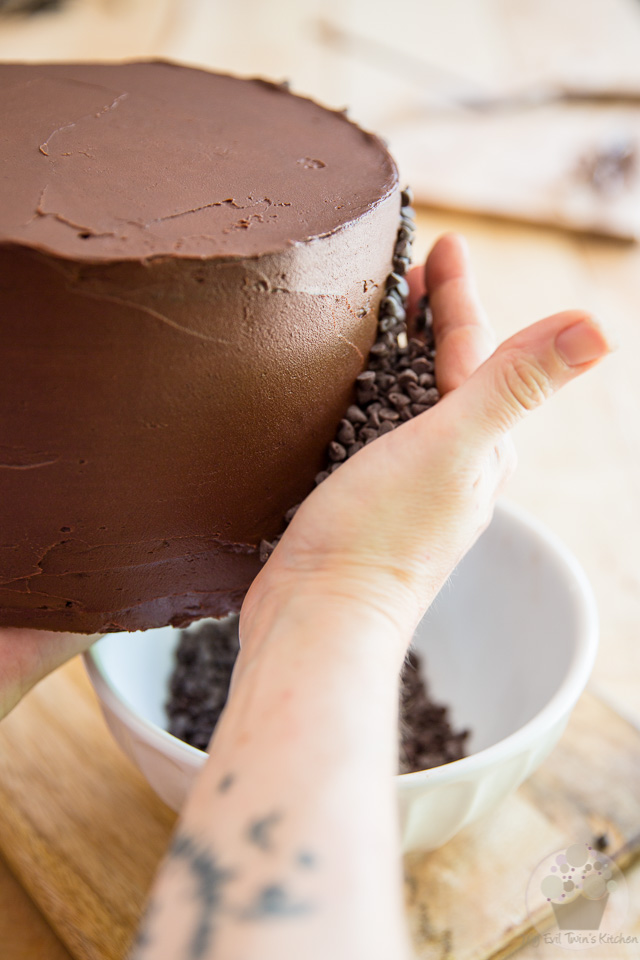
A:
[[0, 61, 400, 632]]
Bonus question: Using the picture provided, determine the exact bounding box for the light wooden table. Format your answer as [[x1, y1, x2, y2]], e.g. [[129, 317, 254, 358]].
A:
[[2, 206, 639, 959]]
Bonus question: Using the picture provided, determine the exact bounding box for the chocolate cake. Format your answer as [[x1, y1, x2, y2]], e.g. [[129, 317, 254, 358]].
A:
[[0, 61, 401, 633]]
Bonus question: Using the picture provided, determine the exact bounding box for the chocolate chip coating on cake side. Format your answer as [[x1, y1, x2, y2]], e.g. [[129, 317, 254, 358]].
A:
[[260, 189, 439, 563], [0, 61, 400, 633]]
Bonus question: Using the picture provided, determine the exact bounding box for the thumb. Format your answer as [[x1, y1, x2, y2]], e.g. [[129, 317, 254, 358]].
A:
[[447, 310, 614, 447]]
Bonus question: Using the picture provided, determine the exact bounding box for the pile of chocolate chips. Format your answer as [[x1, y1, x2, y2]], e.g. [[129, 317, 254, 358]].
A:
[[258, 187, 437, 563], [166, 187, 470, 772], [166, 617, 240, 750], [166, 616, 469, 773], [399, 650, 469, 773]]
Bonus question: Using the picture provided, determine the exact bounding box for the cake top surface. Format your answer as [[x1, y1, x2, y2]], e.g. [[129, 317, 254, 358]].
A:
[[0, 60, 398, 262]]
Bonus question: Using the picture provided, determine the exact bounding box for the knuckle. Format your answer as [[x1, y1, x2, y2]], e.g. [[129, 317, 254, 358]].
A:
[[499, 352, 554, 413]]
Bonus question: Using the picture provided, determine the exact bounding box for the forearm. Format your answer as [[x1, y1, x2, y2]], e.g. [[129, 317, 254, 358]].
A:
[[131, 594, 414, 960]]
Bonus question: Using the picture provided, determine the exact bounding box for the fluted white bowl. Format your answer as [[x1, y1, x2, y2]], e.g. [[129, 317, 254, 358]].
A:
[[84, 499, 598, 852]]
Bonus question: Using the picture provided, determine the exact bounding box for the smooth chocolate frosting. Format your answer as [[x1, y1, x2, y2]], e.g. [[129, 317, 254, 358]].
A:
[[0, 61, 400, 633]]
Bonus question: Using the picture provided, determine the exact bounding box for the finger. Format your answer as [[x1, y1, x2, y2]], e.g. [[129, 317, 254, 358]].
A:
[[425, 233, 496, 394], [448, 309, 614, 450]]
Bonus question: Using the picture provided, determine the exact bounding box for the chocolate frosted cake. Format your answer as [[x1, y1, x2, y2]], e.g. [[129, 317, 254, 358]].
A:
[[0, 61, 401, 633]]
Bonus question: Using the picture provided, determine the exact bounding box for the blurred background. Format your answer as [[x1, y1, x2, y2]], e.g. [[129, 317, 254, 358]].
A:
[[1, 3, 640, 957], [2, 0, 640, 240]]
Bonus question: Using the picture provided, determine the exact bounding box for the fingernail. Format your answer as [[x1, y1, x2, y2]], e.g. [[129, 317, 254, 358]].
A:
[[555, 317, 617, 367]]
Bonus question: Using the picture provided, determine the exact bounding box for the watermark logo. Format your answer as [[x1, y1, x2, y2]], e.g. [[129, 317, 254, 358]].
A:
[[526, 842, 632, 951]]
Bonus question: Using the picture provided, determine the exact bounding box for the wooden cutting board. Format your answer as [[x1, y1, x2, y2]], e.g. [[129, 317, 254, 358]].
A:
[[0, 658, 639, 960]]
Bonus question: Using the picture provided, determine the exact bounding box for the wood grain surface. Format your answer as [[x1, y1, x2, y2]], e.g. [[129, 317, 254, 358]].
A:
[[0, 854, 72, 960], [0, 659, 176, 960]]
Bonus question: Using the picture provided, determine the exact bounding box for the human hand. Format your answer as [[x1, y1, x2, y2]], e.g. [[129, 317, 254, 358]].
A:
[[241, 233, 612, 657]]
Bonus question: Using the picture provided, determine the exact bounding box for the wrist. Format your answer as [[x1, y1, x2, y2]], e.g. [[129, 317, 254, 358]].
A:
[[239, 571, 419, 672]]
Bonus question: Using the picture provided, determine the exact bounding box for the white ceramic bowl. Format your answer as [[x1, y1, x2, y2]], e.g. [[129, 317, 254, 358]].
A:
[[84, 500, 598, 852]]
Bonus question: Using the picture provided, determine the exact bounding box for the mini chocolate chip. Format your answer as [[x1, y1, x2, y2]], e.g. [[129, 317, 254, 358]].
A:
[[398, 369, 418, 387], [388, 391, 411, 409], [397, 226, 414, 245], [346, 405, 367, 424], [379, 407, 400, 421], [379, 420, 395, 434], [314, 470, 330, 485], [386, 272, 410, 299], [357, 387, 378, 405], [401, 187, 414, 206], [328, 441, 347, 462], [386, 287, 404, 307], [376, 373, 397, 390], [373, 357, 392, 371], [399, 407, 413, 421], [400, 205, 415, 221], [418, 373, 435, 387], [284, 503, 301, 523], [370, 342, 389, 358], [393, 257, 410, 275], [347, 441, 364, 457], [356, 370, 376, 385], [329, 462, 342, 473], [410, 357, 431, 375], [394, 237, 412, 257], [336, 419, 355, 445], [259, 540, 275, 562], [411, 403, 430, 415], [380, 296, 406, 322], [422, 388, 440, 404], [366, 408, 380, 428], [360, 427, 379, 442]]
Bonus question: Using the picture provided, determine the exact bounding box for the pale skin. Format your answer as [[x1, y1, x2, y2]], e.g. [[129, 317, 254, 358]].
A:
[[0, 235, 612, 959]]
